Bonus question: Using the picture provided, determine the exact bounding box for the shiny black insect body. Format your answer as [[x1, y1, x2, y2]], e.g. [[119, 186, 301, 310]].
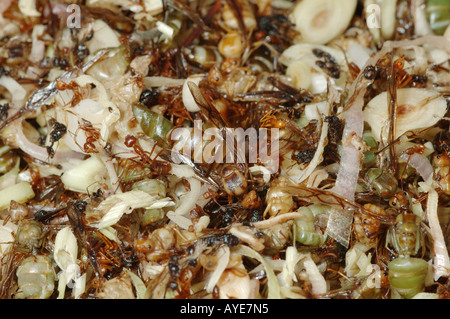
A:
[[0, 103, 9, 121], [202, 233, 240, 247], [363, 65, 377, 80], [47, 122, 67, 158], [313, 48, 340, 79]]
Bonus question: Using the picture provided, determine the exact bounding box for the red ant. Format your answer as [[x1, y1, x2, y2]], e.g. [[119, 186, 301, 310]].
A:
[[56, 80, 84, 107], [74, 119, 101, 153], [118, 135, 171, 182], [348, 62, 360, 81], [165, 98, 193, 126], [94, 231, 135, 278], [124, 135, 153, 163], [393, 56, 413, 88]]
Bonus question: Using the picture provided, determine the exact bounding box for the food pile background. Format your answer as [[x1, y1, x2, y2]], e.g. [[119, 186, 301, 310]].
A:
[[0, 0, 449, 299]]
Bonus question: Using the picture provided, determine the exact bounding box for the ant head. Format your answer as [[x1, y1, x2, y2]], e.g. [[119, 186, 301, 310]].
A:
[[124, 135, 137, 147], [394, 56, 405, 69]]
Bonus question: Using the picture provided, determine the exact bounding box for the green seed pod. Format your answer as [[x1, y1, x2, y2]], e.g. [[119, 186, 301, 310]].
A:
[[388, 257, 428, 299], [132, 179, 167, 225], [396, 162, 416, 180], [366, 168, 398, 198], [363, 131, 378, 149], [363, 126, 378, 165], [86, 45, 129, 82], [141, 208, 166, 225], [426, 0, 450, 35], [294, 206, 326, 246], [387, 213, 422, 257], [119, 166, 153, 183], [131, 179, 166, 198], [363, 150, 377, 165], [132, 103, 173, 144], [16, 220, 42, 250], [261, 222, 293, 251]]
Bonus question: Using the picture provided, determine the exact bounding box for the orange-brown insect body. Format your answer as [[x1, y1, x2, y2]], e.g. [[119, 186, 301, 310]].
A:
[[56, 80, 83, 107], [393, 56, 412, 88]]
